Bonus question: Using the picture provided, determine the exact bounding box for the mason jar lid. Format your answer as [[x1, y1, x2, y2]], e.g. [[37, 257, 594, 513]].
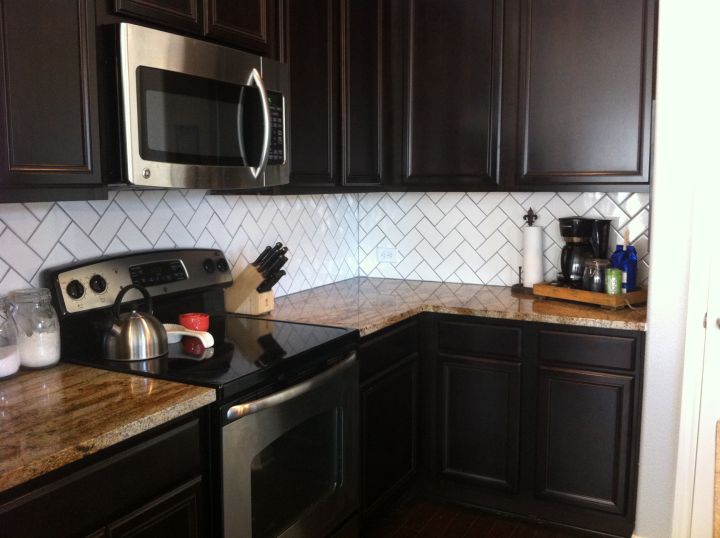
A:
[[12, 288, 51, 304]]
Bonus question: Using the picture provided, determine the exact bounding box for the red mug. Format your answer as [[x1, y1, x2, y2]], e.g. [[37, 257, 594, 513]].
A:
[[178, 312, 209, 332]]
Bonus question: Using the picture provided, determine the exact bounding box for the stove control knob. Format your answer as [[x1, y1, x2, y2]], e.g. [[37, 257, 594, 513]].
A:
[[66, 280, 85, 300], [203, 259, 215, 273], [216, 258, 229, 272], [89, 274, 107, 293]]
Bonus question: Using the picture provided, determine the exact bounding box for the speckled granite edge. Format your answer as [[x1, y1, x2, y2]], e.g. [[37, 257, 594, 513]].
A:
[[0, 381, 215, 494]]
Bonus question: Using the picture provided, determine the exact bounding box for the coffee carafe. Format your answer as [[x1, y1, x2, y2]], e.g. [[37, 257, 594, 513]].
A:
[[558, 218, 611, 286]]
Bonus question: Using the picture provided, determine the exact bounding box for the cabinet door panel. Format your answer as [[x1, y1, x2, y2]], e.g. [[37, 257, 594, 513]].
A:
[[402, 0, 502, 187], [204, 0, 270, 53], [0, 0, 103, 194], [114, 0, 201, 32], [360, 356, 418, 516], [536, 367, 633, 513], [516, 0, 654, 186], [439, 354, 521, 492], [287, 0, 339, 186], [343, 0, 382, 185]]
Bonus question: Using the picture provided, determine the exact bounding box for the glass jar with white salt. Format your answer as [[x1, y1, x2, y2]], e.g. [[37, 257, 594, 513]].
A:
[[0, 296, 19, 378], [11, 288, 60, 369]]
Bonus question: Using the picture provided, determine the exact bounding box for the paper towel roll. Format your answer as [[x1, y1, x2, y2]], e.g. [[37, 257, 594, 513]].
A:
[[522, 226, 544, 287]]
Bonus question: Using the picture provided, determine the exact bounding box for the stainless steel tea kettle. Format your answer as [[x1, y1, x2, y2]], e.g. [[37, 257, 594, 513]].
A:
[[103, 284, 167, 361]]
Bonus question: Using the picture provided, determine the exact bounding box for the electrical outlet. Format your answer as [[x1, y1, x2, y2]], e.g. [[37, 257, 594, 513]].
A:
[[377, 247, 400, 263]]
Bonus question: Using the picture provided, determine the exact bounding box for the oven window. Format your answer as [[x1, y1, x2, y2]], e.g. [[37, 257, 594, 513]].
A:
[[137, 67, 264, 167], [251, 408, 342, 538]]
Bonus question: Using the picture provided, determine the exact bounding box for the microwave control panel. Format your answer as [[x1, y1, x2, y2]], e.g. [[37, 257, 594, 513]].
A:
[[267, 90, 285, 165]]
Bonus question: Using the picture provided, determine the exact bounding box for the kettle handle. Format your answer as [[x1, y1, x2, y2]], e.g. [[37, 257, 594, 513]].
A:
[[112, 284, 153, 320]]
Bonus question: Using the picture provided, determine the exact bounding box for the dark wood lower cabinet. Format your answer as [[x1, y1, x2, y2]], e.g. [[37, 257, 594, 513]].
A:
[[360, 314, 644, 538], [358, 320, 420, 521], [439, 354, 521, 493], [0, 415, 207, 538]]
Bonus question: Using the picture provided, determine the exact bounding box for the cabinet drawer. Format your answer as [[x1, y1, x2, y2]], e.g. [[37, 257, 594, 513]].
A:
[[359, 321, 418, 382], [538, 330, 636, 370], [437, 319, 521, 360]]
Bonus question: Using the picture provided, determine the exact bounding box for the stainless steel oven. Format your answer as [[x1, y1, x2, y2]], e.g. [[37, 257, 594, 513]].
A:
[[117, 23, 289, 190], [222, 352, 358, 538]]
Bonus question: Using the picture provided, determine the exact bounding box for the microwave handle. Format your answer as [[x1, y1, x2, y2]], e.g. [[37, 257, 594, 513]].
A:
[[225, 351, 357, 423], [247, 68, 271, 179]]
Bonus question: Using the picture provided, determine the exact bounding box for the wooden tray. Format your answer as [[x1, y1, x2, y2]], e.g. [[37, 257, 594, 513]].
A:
[[532, 282, 648, 309]]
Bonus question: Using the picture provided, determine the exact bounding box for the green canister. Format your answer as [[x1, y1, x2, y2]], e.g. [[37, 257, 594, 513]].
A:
[[605, 268, 623, 295]]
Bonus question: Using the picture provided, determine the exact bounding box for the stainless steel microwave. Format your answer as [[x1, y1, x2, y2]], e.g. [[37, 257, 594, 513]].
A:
[[117, 23, 289, 189]]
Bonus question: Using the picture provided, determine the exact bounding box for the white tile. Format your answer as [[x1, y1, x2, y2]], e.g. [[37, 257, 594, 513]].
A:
[[436, 230, 464, 259], [24, 202, 53, 221], [435, 252, 464, 281], [28, 205, 72, 258], [0, 228, 43, 277], [155, 233, 177, 250], [116, 220, 152, 251], [140, 191, 166, 212], [0, 269, 31, 296], [186, 201, 214, 240], [58, 201, 100, 233], [36, 244, 74, 281], [60, 223, 102, 260], [141, 201, 173, 244], [89, 202, 126, 250], [114, 192, 151, 229], [164, 190, 195, 225], [105, 237, 128, 256], [206, 194, 232, 221], [183, 190, 207, 209], [0, 203, 39, 241], [436, 207, 465, 237], [206, 214, 232, 251], [621, 193, 651, 217]]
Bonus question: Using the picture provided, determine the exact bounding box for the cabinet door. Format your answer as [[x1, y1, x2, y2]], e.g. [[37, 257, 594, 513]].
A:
[[439, 354, 521, 492], [536, 367, 634, 514], [204, 0, 271, 54], [342, 0, 384, 186], [114, 0, 202, 33], [0, 0, 104, 202], [512, 0, 655, 187], [360, 356, 419, 517], [400, 0, 502, 188], [286, 0, 340, 186], [107, 478, 202, 538]]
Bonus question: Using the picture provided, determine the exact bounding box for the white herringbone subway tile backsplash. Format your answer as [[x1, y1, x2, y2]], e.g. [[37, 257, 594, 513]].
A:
[[0, 191, 359, 297], [0, 189, 650, 297], [358, 192, 650, 287]]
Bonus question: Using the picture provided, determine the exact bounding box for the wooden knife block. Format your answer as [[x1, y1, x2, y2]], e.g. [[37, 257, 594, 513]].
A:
[[225, 265, 275, 315]]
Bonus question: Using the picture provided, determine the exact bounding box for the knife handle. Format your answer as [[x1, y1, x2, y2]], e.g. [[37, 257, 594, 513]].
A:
[[257, 270, 286, 293], [252, 245, 272, 266]]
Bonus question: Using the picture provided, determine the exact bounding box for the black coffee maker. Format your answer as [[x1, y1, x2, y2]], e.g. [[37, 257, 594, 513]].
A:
[[558, 217, 611, 287]]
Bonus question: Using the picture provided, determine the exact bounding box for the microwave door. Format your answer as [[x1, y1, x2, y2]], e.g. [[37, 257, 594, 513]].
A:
[[241, 69, 271, 181]]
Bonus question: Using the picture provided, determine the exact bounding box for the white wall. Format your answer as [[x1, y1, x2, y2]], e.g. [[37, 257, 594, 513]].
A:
[[635, 0, 720, 536]]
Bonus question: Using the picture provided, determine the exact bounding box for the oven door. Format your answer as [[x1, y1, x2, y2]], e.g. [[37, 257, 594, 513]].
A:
[[221, 352, 358, 538], [118, 23, 287, 189]]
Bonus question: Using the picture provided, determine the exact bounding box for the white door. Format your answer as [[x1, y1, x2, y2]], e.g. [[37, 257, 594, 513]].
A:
[[689, 247, 720, 537]]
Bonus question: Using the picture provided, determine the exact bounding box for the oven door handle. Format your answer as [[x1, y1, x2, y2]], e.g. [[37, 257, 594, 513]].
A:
[[225, 351, 357, 422]]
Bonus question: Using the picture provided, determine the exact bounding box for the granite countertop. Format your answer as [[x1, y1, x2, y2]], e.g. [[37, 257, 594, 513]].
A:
[[268, 278, 647, 335], [0, 363, 215, 494]]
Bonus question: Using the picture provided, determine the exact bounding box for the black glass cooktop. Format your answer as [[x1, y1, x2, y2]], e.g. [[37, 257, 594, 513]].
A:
[[66, 315, 358, 401]]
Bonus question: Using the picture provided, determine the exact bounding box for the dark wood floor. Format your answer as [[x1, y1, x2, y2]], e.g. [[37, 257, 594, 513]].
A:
[[362, 497, 591, 538]]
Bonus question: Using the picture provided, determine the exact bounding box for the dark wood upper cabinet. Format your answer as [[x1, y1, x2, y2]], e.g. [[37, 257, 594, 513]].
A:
[[286, 0, 340, 186], [508, 0, 656, 187], [114, 0, 202, 33], [342, 0, 384, 186], [0, 0, 105, 202], [284, 0, 388, 189], [204, 0, 271, 54], [400, 0, 503, 188]]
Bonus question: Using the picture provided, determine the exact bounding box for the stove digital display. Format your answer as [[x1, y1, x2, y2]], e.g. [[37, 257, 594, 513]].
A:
[[129, 260, 187, 287]]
